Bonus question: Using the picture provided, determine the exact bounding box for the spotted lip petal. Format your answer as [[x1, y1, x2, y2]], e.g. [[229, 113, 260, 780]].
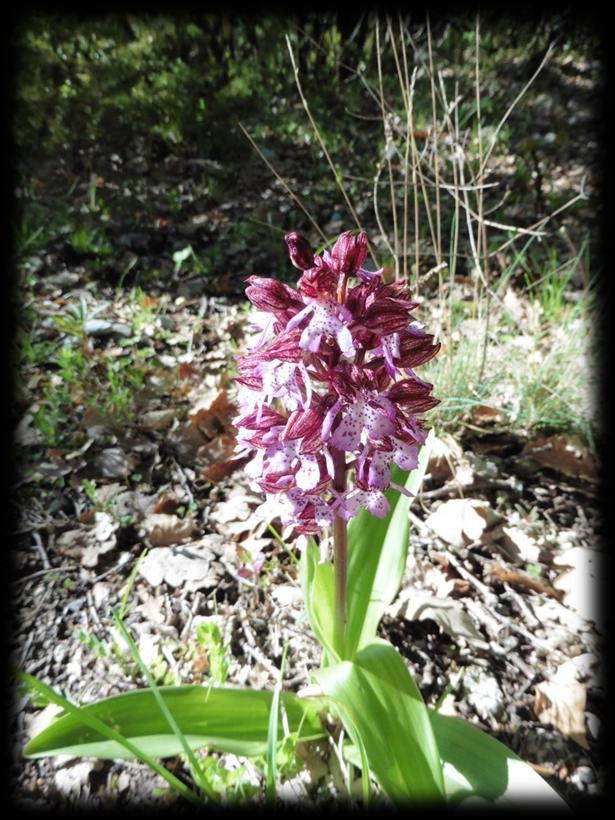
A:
[[330, 230, 368, 275], [232, 228, 439, 533]]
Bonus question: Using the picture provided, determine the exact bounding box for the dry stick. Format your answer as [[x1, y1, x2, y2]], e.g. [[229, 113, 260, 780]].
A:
[[388, 14, 412, 276], [491, 185, 587, 257], [474, 15, 490, 386], [284, 35, 379, 268], [478, 42, 555, 180], [373, 159, 396, 260], [291, 22, 390, 115], [32, 531, 51, 570], [376, 20, 399, 274], [399, 23, 439, 290], [435, 75, 489, 296], [426, 16, 442, 266], [448, 80, 461, 355], [399, 14, 419, 283], [237, 122, 327, 244], [406, 63, 421, 290]]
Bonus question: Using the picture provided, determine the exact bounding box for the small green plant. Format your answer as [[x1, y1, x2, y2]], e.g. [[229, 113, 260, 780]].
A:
[[55, 346, 88, 384], [172, 245, 208, 275], [53, 297, 98, 340], [30, 383, 71, 446], [195, 622, 230, 686], [103, 357, 146, 418], [124, 287, 168, 342], [69, 225, 113, 257]]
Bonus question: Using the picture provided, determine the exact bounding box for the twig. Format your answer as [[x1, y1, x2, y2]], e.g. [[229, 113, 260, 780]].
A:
[[372, 159, 396, 259], [240, 616, 279, 681], [426, 15, 442, 265], [238, 121, 327, 243], [376, 20, 399, 274], [285, 35, 380, 268], [12, 566, 80, 586], [180, 590, 202, 640], [32, 531, 51, 570], [172, 457, 195, 505], [478, 42, 555, 178]]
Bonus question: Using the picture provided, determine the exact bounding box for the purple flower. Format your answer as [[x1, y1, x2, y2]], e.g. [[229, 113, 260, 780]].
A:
[[232, 230, 440, 534]]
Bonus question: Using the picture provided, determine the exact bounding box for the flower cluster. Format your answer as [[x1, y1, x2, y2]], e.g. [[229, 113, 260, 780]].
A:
[[233, 230, 440, 534]]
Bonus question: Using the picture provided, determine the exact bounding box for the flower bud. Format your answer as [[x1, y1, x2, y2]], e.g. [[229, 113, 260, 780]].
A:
[[330, 230, 368, 275], [285, 232, 315, 270], [245, 276, 303, 314], [397, 335, 441, 368], [297, 257, 338, 299], [362, 298, 413, 334], [388, 379, 439, 413], [281, 406, 323, 446]]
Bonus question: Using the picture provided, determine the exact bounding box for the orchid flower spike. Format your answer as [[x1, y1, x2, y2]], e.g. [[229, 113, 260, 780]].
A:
[[233, 230, 440, 534]]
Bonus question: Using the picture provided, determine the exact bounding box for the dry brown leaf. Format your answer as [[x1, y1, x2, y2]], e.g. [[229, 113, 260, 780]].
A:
[[201, 452, 251, 482], [389, 590, 489, 648], [140, 408, 176, 431], [93, 447, 138, 479], [190, 389, 236, 440], [425, 498, 502, 548], [55, 512, 118, 567], [178, 361, 197, 380], [522, 434, 597, 480], [142, 513, 195, 547], [470, 404, 506, 427], [486, 561, 563, 600], [168, 420, 208, 465], [426, 434, 463, 483], [197, 433, 238, 480], [138, 541, 222, 590], [499, 526, 541, 564], [552, 547, 604, 626], [534, 660, 589, 748], [56, 529, 89, 558], [152, 494, 181, 515]]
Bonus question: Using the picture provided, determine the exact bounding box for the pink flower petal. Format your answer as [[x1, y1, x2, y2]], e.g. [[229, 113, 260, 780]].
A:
[[296, 455, 320, 490]]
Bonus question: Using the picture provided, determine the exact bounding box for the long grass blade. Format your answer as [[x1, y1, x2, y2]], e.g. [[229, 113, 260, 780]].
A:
[[18, 672, 203, 806], [112, 609, 219, 802]]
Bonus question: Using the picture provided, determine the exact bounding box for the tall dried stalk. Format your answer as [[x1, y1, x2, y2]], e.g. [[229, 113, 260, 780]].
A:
[[426, 16, 442, 267], [238, 122, 327, 243], [285, 34, 380, 268], [375, 20, 400, 275]]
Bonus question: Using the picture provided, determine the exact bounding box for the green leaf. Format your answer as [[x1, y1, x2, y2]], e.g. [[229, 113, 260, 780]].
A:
[[265, 642, 288, 803], [19, 673, 202, 806], [345, 430, 434, 657], [172, 245, 193, 272], [300, 538, 338, 661], [112, 610, 218, 801], [428, 711, 569, 806], [24, 685, 326, 760], [314, 640, 445, 802]]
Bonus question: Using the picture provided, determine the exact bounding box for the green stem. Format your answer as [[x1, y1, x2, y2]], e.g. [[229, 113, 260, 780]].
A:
[[332, 447, 347, 656]]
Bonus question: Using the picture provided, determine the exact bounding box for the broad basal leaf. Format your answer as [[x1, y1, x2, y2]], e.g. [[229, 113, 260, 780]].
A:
[[314, 639, 445, 802], [428, 710, 569, 807], [24, 685, 326, 760]]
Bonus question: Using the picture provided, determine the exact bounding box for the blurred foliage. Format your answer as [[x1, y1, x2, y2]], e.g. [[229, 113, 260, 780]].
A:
[[14, 13, 382, 162]]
